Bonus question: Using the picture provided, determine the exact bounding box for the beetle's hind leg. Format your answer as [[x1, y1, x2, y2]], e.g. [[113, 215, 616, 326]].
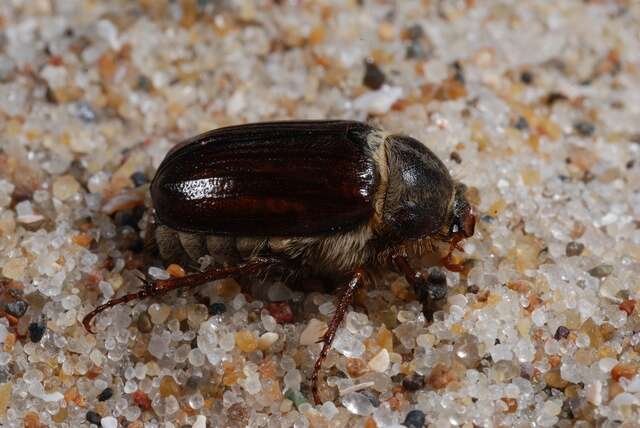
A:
[[311, 268, 367, 405], [82, 257, 282, 334]]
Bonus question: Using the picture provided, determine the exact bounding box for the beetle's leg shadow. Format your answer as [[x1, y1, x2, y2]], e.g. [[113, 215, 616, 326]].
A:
[[311, 268, 367, 405], [82, 256, 283, 334], [390, 254, 448, 320]]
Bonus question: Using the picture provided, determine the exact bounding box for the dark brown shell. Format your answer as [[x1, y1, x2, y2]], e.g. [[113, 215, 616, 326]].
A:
[[150, 121, 379, 236]]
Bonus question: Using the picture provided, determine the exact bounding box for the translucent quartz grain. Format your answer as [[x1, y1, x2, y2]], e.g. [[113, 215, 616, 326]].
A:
[[52, 175, 80, 201], [189, 391, 204, 409], [368, 349, 390, 373], [188, 349, 205, 367], [332, 329, 365, 358], [187, 304, 209, 327], [101, 416, 118, 428], [341, 392, 374, 416], [148, 331, 171, 359], [148, 304, 171, 324], [148, 267, 170, 280]]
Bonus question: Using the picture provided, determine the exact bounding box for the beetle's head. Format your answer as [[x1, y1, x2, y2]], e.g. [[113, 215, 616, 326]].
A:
[[441, 182, 476, 243], [380, 134, 476, 246], [381, 135, 454, 242]]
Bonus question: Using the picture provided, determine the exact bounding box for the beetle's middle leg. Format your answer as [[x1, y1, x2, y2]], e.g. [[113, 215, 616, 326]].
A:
[[311, 268, 367, 405], [391, 254, 448, 318], [82, 257, 281, 333]]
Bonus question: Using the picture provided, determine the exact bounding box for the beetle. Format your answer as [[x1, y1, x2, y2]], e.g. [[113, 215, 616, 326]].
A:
[[82, 120, 475, 404]]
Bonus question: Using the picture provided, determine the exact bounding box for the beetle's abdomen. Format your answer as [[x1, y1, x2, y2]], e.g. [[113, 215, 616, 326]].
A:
[[154, 226, 374, 276], [151, 121, 379, 237]]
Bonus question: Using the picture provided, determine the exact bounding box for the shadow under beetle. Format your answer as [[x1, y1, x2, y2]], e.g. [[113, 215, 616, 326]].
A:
[[83, 120, 476, 404]]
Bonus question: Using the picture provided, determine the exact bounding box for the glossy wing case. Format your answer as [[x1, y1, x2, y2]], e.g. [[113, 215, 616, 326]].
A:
[[150, 121, 380, 236]]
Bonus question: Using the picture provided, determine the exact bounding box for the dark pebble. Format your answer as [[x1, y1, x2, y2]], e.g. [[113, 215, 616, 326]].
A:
[[390, 373, 404, 383], [406, 42, 425, 60], [130, 171, 148, 187], [520, 70, 534, 84], [363, 59, 386, 90], [86, 410, 101, 425], [452, 61, 465, 83], [574, 121, 595, 137], [208, 302, 227, 315], [554, 326, 570, 340], [117, 231, 143, 254], [115, 205, 145, 230], [405, 24, 424, 40], [137, 312, 153, 333], [114, 211, 136, 228], [565, 241, 585, 257], [4, 300, 28, 317], [403, 409, 426, 428], [480, 214, 495, 223], [76, 101, 97, 123], [0, 58, 16, 82], [68, 159, 86, 182], [128, 237, 145, 253], [513, 116, 529, 130], [136, 74, 152, 92], [97, 387, 113, 401], [0, 367, 9, 383], [133, 204, 146, 218], [449, 151, 462, 164], [582, 170, 595, 184], [45, 86, 59, 104], [588, 264, 613, 279], [28, 321, 46, 343], [402, 373, 425, 391]]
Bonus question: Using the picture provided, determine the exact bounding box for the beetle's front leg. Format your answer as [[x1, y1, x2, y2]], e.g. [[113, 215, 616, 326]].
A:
[[82, 257, 282, 333], [391, 254, 448, 316], [440, 236, 466, 272], [311, 268, 367, 405]]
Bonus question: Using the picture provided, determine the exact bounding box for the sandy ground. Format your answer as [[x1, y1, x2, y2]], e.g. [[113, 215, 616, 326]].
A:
[[1, 1, 640, 427]]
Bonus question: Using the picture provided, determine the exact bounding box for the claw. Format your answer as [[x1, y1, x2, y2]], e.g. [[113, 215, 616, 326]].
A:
[[83, 313, 96, 334]]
